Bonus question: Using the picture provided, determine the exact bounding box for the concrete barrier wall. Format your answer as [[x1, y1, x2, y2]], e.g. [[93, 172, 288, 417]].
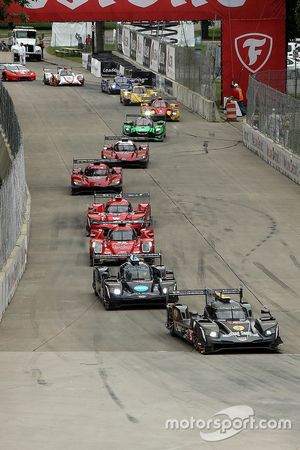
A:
[[0, 83, 30, 322], [114, 52, 219, 122], [0, 194, 30, 320], [243, 123, 300, 185]]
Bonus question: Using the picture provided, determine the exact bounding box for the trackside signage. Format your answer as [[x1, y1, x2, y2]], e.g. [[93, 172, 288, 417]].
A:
[[9, 0, 285, 101]]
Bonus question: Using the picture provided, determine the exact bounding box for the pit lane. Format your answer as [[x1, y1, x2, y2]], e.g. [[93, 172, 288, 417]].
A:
[[0, 58, 299, 449]]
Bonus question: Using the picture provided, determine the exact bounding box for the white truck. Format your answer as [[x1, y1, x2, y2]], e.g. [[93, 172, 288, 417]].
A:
[[9, 27, 42, 61]]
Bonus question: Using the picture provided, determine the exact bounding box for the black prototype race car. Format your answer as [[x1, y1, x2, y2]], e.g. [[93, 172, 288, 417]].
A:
[[92, 255, 177, 310], [166, 288, 282, 353]]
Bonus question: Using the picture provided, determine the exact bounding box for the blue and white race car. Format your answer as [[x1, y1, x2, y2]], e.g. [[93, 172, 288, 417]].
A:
[[101, 75, 133, 94]]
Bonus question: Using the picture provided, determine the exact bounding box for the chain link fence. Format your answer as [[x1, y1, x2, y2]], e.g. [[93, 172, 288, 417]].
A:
[[0, 82, 28, 270], [247, 73, 300, 155], [175, 46, 216, 101]]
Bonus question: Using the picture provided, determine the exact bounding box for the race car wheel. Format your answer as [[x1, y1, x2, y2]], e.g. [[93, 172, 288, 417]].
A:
[[89, 256, 93, 267], [103, 298, 112, 310], [123, 100, 130, 106], [193, 331, 205, 353]]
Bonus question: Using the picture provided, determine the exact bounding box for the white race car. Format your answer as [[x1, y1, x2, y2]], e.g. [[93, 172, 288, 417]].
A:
[[43, 67, 84, 86]]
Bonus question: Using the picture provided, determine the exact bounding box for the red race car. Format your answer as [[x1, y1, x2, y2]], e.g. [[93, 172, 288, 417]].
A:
[[141, 97, 180, 121], [101, 136, 149, 168], [89, 223, 155, 266], [1, 64, 36, 81], [86, 192, 152, 236], [71, 159, 122, 195]]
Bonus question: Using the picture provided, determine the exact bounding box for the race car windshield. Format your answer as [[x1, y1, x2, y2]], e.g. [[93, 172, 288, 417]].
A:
[[132, 87, 146, 94], [85, 168, 108, 176], [135, 117, 152, 126], [215, 308, 247, 321], [60, 70, 73, 76], [115, 143, 136, 151], [115, 76, 127, 83], [105, 204, 131, 213], [124, 264, 151, 281], [8, 65, 25, 71], [16, 30, 36, 39], [109, 229, 137, 241], [152, 101, 168, 108]]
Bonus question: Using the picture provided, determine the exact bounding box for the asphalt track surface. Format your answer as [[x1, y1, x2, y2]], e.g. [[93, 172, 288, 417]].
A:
[[0, 56, 299, 449]]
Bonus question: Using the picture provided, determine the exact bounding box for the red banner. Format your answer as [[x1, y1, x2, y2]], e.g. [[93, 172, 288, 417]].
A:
[[222, 17, 286, 99], [9, 0, 285, 23]]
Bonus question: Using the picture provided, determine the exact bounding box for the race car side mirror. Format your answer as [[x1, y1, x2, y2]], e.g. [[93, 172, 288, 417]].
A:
[[261, 306, 270, 315]]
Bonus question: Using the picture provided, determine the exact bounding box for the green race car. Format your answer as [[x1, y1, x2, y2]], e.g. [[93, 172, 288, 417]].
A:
[[122, 115, 166, 142]]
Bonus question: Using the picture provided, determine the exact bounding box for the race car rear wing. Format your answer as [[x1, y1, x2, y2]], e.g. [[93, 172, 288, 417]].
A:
[[104, 135, 148, 142], [92, 192, 150, 202], [93, 252, 161, 266], [72, 158, 116, 165], [167, 288, 244, 303]]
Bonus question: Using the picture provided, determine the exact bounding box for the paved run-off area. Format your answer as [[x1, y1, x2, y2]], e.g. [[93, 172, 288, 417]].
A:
[[0, 57, 299, 449]]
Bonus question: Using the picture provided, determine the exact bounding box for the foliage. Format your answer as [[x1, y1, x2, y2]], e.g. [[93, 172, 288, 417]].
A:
[[0, 0, 29, 21]]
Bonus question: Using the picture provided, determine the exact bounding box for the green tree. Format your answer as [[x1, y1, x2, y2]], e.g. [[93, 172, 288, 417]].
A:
[[287, 0, 298, 41], [0, 0, 29, 21], [295, 0, 300, 35]]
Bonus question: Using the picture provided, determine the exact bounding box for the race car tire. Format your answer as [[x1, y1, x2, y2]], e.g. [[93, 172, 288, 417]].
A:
[[123, 100, 130, 106], [193, 332, 206, 353], [89, 256, 93, 267], [169, 322, 176, 336], [36, 55, 42, 61], [2, 73, 6, 81], [103, 298, 113, 310]]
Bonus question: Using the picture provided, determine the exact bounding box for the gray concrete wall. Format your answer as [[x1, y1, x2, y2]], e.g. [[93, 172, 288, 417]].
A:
[[243, 123, 300, 185]]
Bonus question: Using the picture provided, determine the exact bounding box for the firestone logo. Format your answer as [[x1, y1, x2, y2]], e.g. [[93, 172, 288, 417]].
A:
[[28, 0, 247, 10], [235, 33, 273, 73]]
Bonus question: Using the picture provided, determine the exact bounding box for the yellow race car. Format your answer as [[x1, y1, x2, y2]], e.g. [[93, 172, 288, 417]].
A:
[[120, 85, 158, 106]]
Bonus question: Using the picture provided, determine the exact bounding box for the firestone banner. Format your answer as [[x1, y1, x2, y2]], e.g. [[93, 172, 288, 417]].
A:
[[222, 17, 286, 98], [9, 0, 284, 22]]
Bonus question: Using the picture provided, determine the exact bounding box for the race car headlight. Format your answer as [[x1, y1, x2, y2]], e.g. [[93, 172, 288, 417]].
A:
[[102, 154, 107, 159], [209, 331, 218, 338], [73, 180, 81, 185], [142, 241, 152, 253], [172, 111, 178, 115], [265, 329, 275, 336], [155, 127, 163, 134], [139, 155, 146, 159], [112, 288, 121, 295], [92, 242, 102, 254], [162, 287, 168, 294], [144, 110, 151, 116], [125, 127, 131, 131], [111, 84, 117, 88], [111, 178, 121, 184]]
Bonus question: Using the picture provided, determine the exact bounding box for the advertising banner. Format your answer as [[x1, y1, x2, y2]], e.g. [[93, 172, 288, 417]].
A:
[[9, 0, 285, 23], [158, 41, 166, 75], [136, 34, 144, 66], [222, 18, 286, 99], [101, 60, 120, 76], [166, 45, 175, 80], [122, 26, 130, 58], [116, 26, 123, 53], [130, 31, 137, 60], [143, 36, 151, 68], [150, 39, 159, 73]]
